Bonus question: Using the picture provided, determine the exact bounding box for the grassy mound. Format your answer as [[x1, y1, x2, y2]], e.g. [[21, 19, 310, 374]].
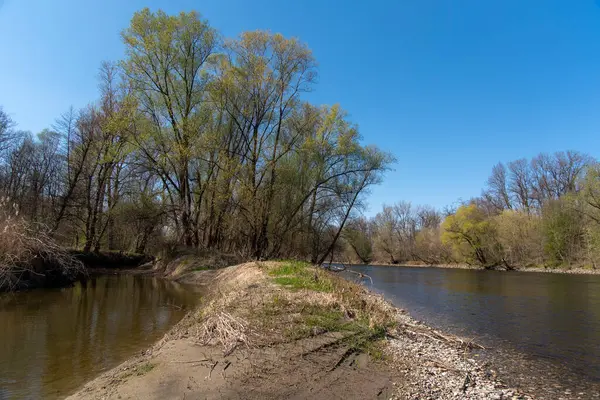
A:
[[175, 260, 397, 359]]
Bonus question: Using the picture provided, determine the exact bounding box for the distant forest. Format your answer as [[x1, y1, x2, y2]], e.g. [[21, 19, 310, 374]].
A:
[[341, 150, 600, 269]]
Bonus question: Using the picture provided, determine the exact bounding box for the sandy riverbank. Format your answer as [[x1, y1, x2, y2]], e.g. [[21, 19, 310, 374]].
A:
[[65, 260, 540, 400]]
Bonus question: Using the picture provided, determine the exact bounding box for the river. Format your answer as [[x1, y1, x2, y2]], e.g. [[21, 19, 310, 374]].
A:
[[344, 265, 600, 397], [3, 267, 599, 399], [0, 274, 199, 400]]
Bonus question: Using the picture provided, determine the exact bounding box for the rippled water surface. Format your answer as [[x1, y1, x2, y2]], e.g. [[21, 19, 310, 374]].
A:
[[344, 265, 600, 395], [0, 274, 199, 399]]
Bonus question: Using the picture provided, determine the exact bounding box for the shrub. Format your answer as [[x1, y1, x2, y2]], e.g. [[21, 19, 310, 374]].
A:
[[0, 199, 84, 292], [541, 199, 585, 266]]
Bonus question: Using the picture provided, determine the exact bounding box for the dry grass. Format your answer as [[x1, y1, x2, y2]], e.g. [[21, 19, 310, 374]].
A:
[[156, 249, 243, 278], [0, 199, 84, 292], [197, 311, 250, 356], [171, 262, 264, 350]]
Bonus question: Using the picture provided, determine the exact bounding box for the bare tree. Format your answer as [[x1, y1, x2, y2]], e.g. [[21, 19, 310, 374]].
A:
[[484, 162, 512, 211]]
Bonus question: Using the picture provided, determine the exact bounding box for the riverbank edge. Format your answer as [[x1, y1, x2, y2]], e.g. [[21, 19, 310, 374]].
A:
[[67, 259, 532, 400], [331, 261, 600, 275], [0, 250, 155, 293]]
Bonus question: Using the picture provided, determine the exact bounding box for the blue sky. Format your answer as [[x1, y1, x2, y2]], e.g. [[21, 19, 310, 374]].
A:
[[1, 0, 600, 215]]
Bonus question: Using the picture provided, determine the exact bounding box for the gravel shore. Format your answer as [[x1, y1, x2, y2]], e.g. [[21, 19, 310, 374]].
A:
[[381, 304, 534, 399]]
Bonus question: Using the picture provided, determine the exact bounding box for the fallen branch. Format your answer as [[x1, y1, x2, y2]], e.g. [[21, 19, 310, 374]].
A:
[[397, 322, 486, 350], [169, 359, 209, 364]]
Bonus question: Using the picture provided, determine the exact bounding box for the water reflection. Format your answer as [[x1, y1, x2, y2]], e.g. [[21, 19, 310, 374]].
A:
[[0, 275, 199, 399], [345, 266, 600, 380]]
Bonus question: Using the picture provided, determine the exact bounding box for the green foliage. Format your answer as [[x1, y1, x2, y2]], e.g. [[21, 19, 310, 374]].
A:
[[583, 226, 600, 268], [290, 302, 386, 358], [566, 163, 600, 267], [441, 204, 501, 266], [0, 8, 395, 262], [541, 199, 584, 265], [286, 304, 347, 338], [578, 164, 600, 225], [494, 210, 543, 267]]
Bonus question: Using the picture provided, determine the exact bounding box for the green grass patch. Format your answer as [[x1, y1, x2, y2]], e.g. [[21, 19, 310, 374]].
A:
[[192, 266, 211, 271], [260, 261, 396, 361], [360, 338, 388, 361], [272, 275, 333, 292], [268, 260, 311, 276], [286, 302, 388, 359], [294, 305, 348, 335], [119, 362, 156, 380], [136, 362, 155, 376], [269, 261, 333, 292]]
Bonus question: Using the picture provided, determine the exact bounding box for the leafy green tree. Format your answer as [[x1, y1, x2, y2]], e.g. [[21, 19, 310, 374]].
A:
[[121, 8, 218, 246], [441, 203, 502, 267]]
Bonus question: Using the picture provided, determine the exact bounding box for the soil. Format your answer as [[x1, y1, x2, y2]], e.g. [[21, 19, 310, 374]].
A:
[[67, 332, 394, 400]]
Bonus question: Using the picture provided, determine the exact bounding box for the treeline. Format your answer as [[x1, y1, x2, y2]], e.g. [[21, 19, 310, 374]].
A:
[[0, 9, 392, 264], [340, 150, 600, 269]]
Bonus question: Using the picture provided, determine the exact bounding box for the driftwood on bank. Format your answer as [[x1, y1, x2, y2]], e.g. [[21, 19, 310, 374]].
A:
[[321, 262, 374, 285], [393, 321, 486, 350]]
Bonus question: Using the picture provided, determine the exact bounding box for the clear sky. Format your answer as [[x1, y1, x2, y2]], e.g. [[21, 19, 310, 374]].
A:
[[1, 0, 600, 215]]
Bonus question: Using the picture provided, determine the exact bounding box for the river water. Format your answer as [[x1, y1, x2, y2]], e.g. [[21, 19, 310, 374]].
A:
[[344, 265, 600, 397], [0, 274, 199, 400]]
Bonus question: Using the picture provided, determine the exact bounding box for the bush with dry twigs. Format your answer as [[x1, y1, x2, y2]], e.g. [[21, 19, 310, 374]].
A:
[[0, 198, 84, 292], [197, 311, 250, 356]]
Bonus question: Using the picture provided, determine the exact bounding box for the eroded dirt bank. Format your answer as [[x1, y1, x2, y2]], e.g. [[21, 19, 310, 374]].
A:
[[68, 261, 534, 400]]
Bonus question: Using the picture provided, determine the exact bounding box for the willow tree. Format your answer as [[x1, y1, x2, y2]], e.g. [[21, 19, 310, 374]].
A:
[[442, 203, 503, 267], [210, 31, 317, 258], [121, 8, 218, 246], [267, 105, 392, 264]]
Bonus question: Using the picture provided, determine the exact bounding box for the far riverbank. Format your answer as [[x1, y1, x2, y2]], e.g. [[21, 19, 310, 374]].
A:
[[329, 261, 600, 275]]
